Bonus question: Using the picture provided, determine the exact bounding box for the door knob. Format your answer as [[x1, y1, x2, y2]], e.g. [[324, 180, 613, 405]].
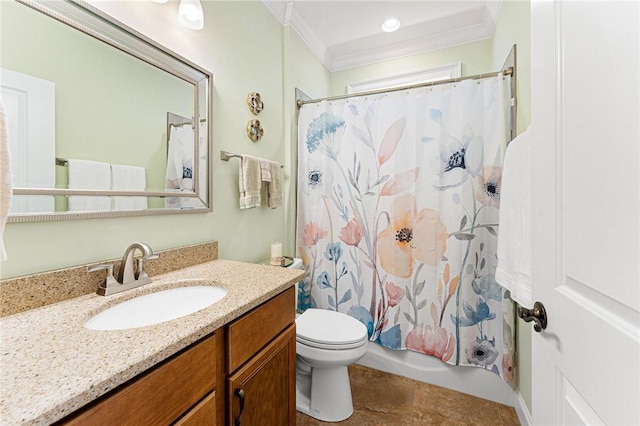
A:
[[518, 301, 548, 332]]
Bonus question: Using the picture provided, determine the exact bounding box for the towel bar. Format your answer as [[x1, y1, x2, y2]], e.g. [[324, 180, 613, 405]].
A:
[[220, 150, 283, 168]]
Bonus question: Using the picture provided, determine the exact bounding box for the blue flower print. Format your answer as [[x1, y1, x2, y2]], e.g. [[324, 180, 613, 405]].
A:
[[306, 112, 346, 158]]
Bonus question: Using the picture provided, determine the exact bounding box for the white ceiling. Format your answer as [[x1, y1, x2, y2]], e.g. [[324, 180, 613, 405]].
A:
[[262, 1, 502, 72]]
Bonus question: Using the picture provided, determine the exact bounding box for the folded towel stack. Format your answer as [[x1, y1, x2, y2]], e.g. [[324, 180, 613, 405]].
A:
[[68, 159, 112, 212], [238, 155, 282, 209], [67, 160, 149, 212], [239, 155, 262, 209], [111, 164, 147, 211]]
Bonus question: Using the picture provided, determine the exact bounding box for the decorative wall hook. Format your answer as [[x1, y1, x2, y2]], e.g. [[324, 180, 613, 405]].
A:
[[247, 92, 264, 115], [247, 119, 264, 142]]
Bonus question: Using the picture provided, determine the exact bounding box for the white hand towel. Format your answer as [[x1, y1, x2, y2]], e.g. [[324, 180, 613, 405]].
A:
[[111, 164, 147, 211], [68, 159, 111, 212], [495, 126, 533, 308], [0, 101, 12, 261], [239, 155, 262, 209], [268, 161, 282, 209]]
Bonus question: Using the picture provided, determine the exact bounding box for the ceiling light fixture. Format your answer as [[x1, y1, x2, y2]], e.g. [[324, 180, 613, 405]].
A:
[[178, 0, 204, 30], [381, 18, 401, 33], [151, 0, 168, 4]]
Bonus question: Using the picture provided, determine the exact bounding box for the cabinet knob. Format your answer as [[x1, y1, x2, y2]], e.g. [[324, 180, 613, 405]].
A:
[[234, 388, 245, 426]]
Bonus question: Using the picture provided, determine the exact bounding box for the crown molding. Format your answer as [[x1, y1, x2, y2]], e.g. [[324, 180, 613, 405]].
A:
[[261, 0, 501, 72], [289, 7, 331, 70], [329, 22, 495, 72], [261, 1, 288, 24]]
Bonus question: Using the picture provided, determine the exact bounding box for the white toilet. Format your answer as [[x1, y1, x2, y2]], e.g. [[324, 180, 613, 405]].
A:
[[287, 258, 369, 422]]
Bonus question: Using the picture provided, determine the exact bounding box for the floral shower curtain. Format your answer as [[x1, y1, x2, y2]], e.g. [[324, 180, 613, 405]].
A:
[[296, 75, 515, 382]]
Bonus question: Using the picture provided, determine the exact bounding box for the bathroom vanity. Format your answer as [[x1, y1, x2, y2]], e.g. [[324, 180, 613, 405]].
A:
[[0, 260, 302, 425]]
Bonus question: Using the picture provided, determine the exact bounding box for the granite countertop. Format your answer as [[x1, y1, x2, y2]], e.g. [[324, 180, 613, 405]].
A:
[[0, 259, 304, 425]]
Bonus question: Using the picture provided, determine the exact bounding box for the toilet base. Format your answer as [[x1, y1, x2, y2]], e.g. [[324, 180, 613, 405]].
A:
[[296, 362, 354, 422]]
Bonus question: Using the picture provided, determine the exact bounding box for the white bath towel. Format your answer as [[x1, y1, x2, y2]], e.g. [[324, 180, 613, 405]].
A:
[[268, 161, 282, 209], [68, 159, 111, 211], [111, 164, 147, 211], [0, 101, 12, 261], [495, 126, 533, 308], [239, 155, 262, 209], [165, 124, 195, 208]]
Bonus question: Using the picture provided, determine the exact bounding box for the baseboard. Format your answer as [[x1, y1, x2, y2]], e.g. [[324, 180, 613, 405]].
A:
[[514, 390, 533, 426]]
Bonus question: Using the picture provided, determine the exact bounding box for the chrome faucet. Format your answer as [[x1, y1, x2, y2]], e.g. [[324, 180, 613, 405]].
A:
[[88, 242, 159, 296]]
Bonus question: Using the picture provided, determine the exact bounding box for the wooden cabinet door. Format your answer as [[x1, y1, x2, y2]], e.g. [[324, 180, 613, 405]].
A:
[[63, 333, 219, 426], [227, 325, 296, 426]]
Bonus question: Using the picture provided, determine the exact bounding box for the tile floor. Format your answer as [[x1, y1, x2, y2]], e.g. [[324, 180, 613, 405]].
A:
[[296, 364, 520, 425]]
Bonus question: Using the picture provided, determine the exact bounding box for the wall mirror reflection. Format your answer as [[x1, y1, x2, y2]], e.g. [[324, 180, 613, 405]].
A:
[[0, 0, 212, 222]]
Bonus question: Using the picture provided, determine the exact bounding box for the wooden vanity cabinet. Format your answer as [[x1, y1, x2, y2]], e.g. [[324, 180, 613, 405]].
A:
[[59, 286, 295, 426], [61, 331, 224, 426], [226, 287, 296, 426]]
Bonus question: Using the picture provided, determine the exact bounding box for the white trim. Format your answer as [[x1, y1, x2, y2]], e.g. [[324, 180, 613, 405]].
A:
[[347, 63, 462, 94], [260, 0, 287, 24], [288, 7, 330, 69], [261, 0, 330, 71], [261, 1, 501, 72], [515, 389, 533, 426], [329, 26, 492, 72]]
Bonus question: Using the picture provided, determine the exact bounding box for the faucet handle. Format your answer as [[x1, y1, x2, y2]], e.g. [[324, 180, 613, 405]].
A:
[[134, 253, 158, 285], [88, 263, 119, 295], [88, 263, 114, 274]]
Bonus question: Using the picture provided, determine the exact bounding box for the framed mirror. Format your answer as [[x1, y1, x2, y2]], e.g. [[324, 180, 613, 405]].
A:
[[0, 0, 213, 222]]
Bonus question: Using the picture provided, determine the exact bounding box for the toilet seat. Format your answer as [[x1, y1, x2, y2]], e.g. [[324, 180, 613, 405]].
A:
[[296, 309, 368, 350]]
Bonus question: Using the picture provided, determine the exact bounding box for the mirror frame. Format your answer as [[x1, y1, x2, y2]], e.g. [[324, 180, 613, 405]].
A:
[[7, 0, 213, 223]]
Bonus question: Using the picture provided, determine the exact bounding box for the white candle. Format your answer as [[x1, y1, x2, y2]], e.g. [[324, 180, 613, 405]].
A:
[[271, 241, 282, 259]]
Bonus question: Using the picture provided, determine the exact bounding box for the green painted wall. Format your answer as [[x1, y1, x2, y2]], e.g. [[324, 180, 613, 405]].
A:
[[1, 1, 192, 200], [0, 0, 289, 278]]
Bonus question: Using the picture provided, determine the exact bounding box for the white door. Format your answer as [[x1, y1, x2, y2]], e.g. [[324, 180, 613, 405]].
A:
[[0, 68, 55, 213], [530, 1, 639, 425]]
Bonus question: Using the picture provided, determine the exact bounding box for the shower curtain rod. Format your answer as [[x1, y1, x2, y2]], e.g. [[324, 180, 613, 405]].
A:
[[297, 67, 513, 108]]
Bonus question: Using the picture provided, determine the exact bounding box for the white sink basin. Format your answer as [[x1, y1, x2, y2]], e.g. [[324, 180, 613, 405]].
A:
[[84, 285, 227, 331]]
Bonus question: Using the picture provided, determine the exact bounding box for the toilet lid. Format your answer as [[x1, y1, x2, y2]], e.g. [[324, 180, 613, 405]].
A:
[[296, 309, 368, 349]]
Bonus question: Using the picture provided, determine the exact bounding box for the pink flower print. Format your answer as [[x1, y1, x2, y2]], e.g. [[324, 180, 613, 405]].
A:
[[476, 166, 502, 208], [339, 215, 364, 247], [377, 194, 448, 278], [405, 323, 455, 361], [385, 281, 405, 307], [303, 222, 328, 247], [502, 353, 514, 382]]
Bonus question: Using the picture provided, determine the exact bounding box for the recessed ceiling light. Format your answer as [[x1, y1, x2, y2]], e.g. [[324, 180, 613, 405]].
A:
[[381, 18, 400, 33]]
